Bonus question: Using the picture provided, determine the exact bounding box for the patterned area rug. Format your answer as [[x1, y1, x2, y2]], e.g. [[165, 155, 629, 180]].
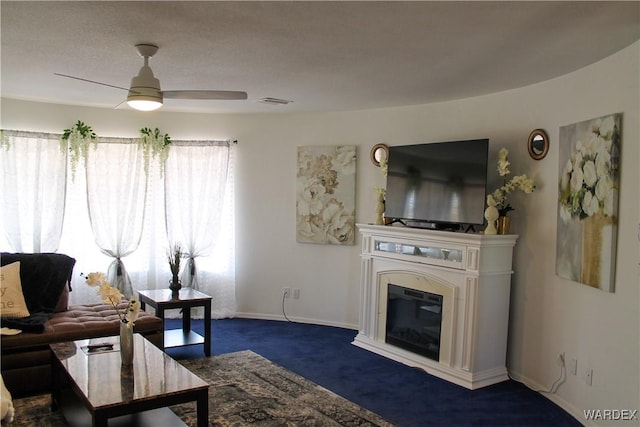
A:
[[10, 350, 395, 426]]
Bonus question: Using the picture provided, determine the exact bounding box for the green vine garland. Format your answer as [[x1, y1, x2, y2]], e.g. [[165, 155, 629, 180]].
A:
[[139, 127, 171, 176], [60, 120, 98, 180], [0, 131, 11, 150]]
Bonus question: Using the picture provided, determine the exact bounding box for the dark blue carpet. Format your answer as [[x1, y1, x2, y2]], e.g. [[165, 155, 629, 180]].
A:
[[164, 318, 581, 427]]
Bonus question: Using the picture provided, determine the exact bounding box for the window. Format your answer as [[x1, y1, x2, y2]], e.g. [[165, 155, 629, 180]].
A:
[[1, 131, 236, 318]]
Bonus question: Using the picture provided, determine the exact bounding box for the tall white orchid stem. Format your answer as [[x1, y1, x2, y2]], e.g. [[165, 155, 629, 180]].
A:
[[85, 272, 140, 328], [491, 148, 535, 216]]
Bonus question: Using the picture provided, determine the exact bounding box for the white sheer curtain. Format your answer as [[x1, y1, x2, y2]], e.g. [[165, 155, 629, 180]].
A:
[[0, 131, 67, 252], [164, 141, 236, 318], [1, 131, 236, 317], [85, 138, 148, 299]]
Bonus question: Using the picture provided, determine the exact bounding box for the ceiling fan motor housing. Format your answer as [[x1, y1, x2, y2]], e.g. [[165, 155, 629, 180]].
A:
[[128, 64, 162, 102]]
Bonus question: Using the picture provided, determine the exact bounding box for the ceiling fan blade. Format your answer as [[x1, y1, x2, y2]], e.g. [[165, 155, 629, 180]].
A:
[[162, 90, 248, 100], [54, 73, 130, 91], [113, 99, 130, 110]]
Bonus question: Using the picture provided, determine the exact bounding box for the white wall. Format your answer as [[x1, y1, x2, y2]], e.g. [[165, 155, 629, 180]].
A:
[[1, 41, 637, 425]]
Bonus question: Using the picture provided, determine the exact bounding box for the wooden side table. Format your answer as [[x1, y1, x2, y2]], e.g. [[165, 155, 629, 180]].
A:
[[138, 288, 212, 356]]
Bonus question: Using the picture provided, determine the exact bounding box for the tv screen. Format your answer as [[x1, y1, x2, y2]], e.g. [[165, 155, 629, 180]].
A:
[[385, 139, 489, 228]]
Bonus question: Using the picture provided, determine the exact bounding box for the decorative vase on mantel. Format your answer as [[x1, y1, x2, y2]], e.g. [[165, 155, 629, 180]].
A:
[[119, 321, 134, 367], [375, 193, 385, 225], [374, 188, 386, 226], [497, 216, 511, 235]]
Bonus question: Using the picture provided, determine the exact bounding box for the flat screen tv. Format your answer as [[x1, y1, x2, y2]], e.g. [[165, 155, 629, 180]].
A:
[[384, 139, 489, 230]]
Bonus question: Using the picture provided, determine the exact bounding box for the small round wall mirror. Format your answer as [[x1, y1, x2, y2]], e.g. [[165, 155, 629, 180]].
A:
[[527, 129, 549, 160], [370, 143, 389, 167]]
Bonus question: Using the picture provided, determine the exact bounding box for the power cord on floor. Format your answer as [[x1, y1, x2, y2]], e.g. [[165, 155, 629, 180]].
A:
[[282, 289, 293, 322], [507, 353, 566, 395]]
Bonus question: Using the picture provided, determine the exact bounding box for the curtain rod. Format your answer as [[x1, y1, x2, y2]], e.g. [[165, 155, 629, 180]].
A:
[[2, 130, 236, 146]]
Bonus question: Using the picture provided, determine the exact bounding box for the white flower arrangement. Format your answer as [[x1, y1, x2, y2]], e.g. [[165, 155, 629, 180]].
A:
[[85, 272, 140, 328], [374, 158, 387, 218], [379, 157, 388, 177], [559, 116, 619, 221], [491, 148, 535, 216]]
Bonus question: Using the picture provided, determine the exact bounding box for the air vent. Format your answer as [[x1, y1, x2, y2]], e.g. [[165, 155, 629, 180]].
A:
[[258, 97, 293, 106]]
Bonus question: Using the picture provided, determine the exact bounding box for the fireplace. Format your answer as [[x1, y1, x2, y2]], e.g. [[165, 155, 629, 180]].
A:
[[386, 284, 443, 361], [376, 271, 456, 367], [353, 224, 518, 389]]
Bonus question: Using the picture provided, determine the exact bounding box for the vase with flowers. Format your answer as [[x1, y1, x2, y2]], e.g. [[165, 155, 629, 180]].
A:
[[373, 153, 388, 225], [168, 244, 183, 295], [85, 272, 140, 366], [374, 188, 386, 225], [491, 148, 536, 234]]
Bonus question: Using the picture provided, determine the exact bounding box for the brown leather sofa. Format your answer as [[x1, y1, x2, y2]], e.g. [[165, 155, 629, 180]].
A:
[[1, 253, 163, 397]]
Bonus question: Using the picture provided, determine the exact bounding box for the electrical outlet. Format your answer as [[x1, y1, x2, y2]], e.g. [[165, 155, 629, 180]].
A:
[[569, 358, 577, 375], [585, 368, 593, 386], [282, 287, 291, 298], [292, 288, 300, 299]]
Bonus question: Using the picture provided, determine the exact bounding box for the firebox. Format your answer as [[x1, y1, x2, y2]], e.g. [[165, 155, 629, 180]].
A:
[[385, 284, 443, 361]]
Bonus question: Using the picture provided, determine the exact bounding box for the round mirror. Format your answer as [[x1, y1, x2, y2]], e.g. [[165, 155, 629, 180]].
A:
[[370, 143, 389, 167], [527, 129, 549, 160]]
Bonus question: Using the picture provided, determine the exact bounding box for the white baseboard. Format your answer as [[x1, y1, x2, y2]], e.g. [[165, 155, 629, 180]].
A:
[[234, 311, 358, 331], [507, 369, 589, 426]]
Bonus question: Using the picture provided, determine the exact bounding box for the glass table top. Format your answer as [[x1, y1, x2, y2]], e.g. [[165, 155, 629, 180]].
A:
[[50, 334, 208, 408], [138, 288, 212, 303]]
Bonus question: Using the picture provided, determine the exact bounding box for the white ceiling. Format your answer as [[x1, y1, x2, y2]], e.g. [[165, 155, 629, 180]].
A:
[[2, 1, 638, 114]]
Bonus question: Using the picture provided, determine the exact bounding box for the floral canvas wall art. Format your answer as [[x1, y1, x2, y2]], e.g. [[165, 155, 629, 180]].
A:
[[296, 145, 356, 245], [556, 113, 621, 292]]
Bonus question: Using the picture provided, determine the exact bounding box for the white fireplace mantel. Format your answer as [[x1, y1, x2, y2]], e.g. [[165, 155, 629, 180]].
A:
[[352, 224, 518, 390]]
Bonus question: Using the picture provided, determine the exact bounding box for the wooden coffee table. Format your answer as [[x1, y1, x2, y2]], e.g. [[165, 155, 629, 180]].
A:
[[50, 334, 209, 427]]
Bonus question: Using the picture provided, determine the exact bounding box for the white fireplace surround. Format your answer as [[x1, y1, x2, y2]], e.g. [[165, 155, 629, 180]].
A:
[[353, 224, 518, 390]]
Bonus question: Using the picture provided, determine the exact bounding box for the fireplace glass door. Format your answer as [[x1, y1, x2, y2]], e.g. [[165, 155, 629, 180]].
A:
[[386, 284, 443, 361]]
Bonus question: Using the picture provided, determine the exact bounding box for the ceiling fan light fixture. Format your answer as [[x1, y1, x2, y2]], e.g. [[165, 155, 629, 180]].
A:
[[127, 98, 163, 111], [127, 64, 163, 111]]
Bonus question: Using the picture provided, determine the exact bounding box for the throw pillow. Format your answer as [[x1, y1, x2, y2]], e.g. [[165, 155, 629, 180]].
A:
[[0, 262, 30, 318]]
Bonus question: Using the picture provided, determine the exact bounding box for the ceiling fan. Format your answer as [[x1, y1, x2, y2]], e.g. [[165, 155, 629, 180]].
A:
[[55, 43, 248, 111]]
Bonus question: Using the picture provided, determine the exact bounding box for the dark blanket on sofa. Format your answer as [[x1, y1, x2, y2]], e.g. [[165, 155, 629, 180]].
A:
[[1, 253, 76, 332]]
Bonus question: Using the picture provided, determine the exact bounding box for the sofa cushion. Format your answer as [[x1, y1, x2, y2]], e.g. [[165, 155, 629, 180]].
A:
[[0, 302, 162, 351], [0, 262, 30, 318], [0, 253, 76, 332]]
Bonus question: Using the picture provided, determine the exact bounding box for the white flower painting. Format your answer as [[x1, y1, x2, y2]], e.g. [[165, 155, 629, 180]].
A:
[[296, 145, 356, 245], [556, 113, 621, 292]]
